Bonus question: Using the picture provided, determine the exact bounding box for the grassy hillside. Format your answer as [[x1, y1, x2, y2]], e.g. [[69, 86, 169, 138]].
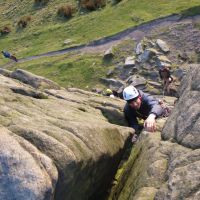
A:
[[6, 39, 135, 89], [6, 52, 111, 89], [0, 0, 200, 60]]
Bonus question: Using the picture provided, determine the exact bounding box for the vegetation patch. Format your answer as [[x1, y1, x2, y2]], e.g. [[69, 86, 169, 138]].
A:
[[112, 39, 135, 64], [0, 25, 11, 35], [57, 5, 76, 19], [34, 0, 50, 6], [17, 16, 32, 28], [7, 52, 114, 90], [79, 0, 106, 11]]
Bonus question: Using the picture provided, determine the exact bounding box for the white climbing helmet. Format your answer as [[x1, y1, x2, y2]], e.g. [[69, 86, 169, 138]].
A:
[[123, 85, 139, 101]]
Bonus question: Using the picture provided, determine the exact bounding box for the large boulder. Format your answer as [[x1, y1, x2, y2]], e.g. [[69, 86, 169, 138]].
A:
[[100, 78, 125, 91], [0, 72, 132, 200], [156, 39, 170, 53], [0, 67, 12, 77], [104, 47, 114, 59], [156, 55, 172, 68], [0, 127, 58, 200], [135, 42, 144, 55], [138, 50, 152, 63], [124, 56, 135, 67], [108, 65, 200, 200], [155, 149, 200, 200], [126, 75, 147, 90], [11, 69, 60, 90], [162, 64, 200, 149]]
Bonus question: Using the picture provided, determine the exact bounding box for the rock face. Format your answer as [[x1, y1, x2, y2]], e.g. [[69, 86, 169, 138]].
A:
[[104, 47, 114, 59], [100, 78, 125, 91], [156, 39, 170, 53], [162, 64, 200, 149], [108, 65, 200, 200], [0, 128, 58, 200], [106, 38, 176, 96], [0, 70, 132, 200], [124, 56, 135, 67], [11, 69, 60, 90], [126, 75, 147, 90]]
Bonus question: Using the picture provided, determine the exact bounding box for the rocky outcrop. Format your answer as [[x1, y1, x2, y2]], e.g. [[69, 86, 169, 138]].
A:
[[124, 56, 135, 67], [108, 65, 200, 200], [100, 78, 125, 92], [11, 69, 60, 90], [104, 47, 114, 59], [126, 75, 147, 90], [0, 127, 58, 200], [102, 38, 179, 96], [162, 64, 200, 149], [0, 70, 133, 200], [156, 39, 170, 53]]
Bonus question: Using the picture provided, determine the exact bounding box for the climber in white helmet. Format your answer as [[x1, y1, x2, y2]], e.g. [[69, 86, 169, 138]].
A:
[[123, 85, 164, 134]]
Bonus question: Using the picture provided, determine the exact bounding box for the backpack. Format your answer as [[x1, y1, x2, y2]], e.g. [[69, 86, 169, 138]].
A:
[[159, 67, 173, 83]]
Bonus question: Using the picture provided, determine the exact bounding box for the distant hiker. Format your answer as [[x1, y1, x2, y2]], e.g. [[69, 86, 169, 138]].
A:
[[159, 66, 173, 95], [2, 50, 18, 62], [123, 85, 169, 136]]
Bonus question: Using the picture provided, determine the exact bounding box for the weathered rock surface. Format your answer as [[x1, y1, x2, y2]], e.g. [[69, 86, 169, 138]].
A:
[[11, 69, 60, 90], [126, 75, 147, 89], [0, 71, 132, 200], [124, 56, 135, 67], [0, 127, 58, 200], [156, 39, 170, 53], [100, 78, 125, 91], [162, 64, 200, 149], [0, 68, 12, 77], [109, 38, 177, 96], [104, 47, 114, 59], [135, 42, 143, 55], [108, 65, 200, 200]]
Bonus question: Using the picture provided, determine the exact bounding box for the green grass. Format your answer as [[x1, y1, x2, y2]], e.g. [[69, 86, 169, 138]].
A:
[[5, 39, 135, 89], [1, 0, 200, 89], [0, 0, 200, 63], [6, 52, 114, 89]]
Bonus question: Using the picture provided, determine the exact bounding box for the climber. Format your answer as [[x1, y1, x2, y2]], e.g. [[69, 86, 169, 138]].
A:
[[159, 66, 173, 95], [123, 85, 167, 135], [2, 50, 18, 62]]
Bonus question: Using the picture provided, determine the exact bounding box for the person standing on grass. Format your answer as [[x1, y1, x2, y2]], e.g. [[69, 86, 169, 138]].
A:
[[2, 50, 18, 62]]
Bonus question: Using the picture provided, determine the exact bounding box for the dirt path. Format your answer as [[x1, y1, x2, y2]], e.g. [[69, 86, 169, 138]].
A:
[[1, 14, 200, 67]]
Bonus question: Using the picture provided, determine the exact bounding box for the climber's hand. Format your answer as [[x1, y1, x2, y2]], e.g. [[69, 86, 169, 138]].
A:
[[144, 114, 156, 132]]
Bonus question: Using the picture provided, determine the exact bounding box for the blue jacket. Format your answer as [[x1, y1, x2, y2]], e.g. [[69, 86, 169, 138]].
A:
[[2, 51, 11, 58], [124, 90, 163, 131]]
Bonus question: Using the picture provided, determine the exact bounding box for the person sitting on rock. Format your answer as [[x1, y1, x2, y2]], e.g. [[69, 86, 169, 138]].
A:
[[159, 66, 173, 95], [2, 50, 18, 62], [123, 85, 165, 135]]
